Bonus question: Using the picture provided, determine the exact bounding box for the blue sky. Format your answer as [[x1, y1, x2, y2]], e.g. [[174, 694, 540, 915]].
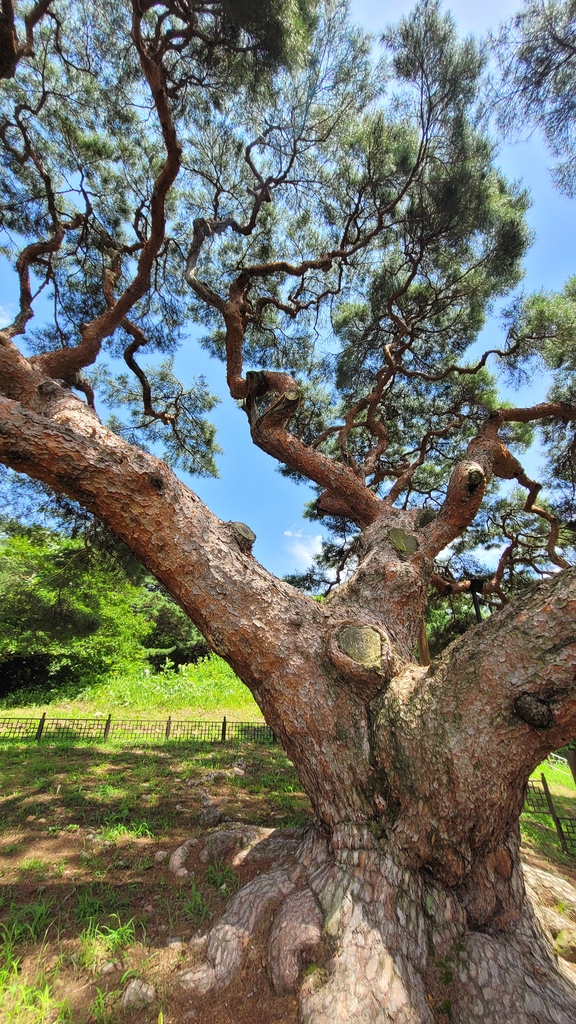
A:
[[180, 0, 576, 575], [1, 1, 575, 578]]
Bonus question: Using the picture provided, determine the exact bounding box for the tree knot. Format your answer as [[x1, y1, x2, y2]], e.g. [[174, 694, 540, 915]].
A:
[[229, 521, 256, 553], [387, 528, 419, 560], [513, 691, 554, 730], [467, 467, 484, 493], [327, 623, 395, 693], [338, 626, 383, 670]]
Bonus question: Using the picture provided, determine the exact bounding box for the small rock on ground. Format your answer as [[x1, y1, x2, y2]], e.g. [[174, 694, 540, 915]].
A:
[[198, 805, 224, 827], [120, 978, 156, 1009]]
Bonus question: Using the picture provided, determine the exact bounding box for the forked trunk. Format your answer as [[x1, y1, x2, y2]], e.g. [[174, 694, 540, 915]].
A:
[[0, 388, 576, 1022]]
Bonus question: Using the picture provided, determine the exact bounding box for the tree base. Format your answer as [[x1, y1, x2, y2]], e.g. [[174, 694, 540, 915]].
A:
[[174, 824, 576, 1024]]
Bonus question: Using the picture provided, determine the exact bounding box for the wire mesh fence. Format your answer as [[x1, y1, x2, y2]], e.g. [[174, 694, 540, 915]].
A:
[[525, 779, 551, 815], [524, 774, 576, 856], [0, 714, 275, 746], [558, 815, 576, 853], [1, 717, 574, 852]]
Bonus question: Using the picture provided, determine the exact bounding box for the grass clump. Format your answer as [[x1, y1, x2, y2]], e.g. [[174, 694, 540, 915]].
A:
[[0, 960, 71, 1024], [78, 915, 136, 972], [182, 881, 212, 927], [204, 860, 240, 896]]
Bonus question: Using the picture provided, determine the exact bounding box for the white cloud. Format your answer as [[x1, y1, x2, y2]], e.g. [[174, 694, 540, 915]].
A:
[[0, 304, 14, 328], [284, 528, 323, 569]]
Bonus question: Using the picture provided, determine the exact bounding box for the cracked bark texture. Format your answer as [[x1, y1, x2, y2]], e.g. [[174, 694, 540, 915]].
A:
[[170, 823, 576, 1024]]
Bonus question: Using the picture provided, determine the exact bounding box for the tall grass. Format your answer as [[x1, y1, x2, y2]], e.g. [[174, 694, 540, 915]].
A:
[[0, 654, 261, 719]]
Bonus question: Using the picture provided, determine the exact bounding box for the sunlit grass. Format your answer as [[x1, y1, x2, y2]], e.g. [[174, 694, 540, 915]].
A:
[[0, 655, 261, 719], [522, 757, 576, 869], [0, 960, 71, 1024], [78, 915, 136, 972], [531, 759, 576, 795]]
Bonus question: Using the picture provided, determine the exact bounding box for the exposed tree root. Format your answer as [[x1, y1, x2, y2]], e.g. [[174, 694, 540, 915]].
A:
[[198, 823, 274, 866], [268, 887, 324, 995], [177, 869, 298, 994], [168, 837, 199, 879], [171, 825, 576, 1023]]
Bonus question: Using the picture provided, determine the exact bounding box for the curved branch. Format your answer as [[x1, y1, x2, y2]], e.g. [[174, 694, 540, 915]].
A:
[[251, 398, 385, 527], [391, 343, 521, 384], [496, 402, 576, 424], [422, 407, 576, 560], [122, 318, 174, 424], [100, 250, 173, 424], [0, 0, 53, 79], [525, 500, 571, 570], [430, 538, 517, 602], [31, 1, 182, 380]]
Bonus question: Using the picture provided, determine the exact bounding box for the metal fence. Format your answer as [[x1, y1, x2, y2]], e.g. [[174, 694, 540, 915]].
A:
[[1, 717, 574, 854], [0, 714, 275, 746], [524, 774, 576, 856]]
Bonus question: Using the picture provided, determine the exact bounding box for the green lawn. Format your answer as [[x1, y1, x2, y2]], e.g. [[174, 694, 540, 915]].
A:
[[0, 736, 310, 1023], [0, 655, 262, 721], [523, 758, 576, 869]]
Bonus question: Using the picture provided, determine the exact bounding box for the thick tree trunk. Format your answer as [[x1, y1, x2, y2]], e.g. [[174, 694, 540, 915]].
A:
[[1, 375, 576, 1021]]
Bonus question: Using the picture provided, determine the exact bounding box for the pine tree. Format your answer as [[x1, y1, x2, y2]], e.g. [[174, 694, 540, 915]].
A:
[[1, 3, 576, 1020]]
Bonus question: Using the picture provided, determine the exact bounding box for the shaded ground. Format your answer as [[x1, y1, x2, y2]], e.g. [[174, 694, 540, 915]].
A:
[[0, 738, 312, 1023]]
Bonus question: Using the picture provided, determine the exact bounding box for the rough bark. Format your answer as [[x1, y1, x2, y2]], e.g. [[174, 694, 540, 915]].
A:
[[171, 823, 576, 1024], [1, 367, 576, 1021]]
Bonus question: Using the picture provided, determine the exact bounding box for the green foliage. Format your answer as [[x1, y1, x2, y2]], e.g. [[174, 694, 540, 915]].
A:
[[93, 360, 222, 477], [0, 489, 229, 700], [497, 1, 576, 196], [0, 519, 150, 693], [132, 589, 209, 670]]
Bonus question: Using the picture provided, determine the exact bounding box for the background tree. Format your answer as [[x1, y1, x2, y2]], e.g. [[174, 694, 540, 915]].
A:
[[0, 513, 150, 694], [0, 490, 210, 696], [1, 2, 576, 1022], [496, 0, 576, 196]]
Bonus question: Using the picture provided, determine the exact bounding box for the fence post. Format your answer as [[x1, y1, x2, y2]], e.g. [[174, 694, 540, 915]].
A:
[[35, 713, 46, 742], [221, 716, 227, 743], [541, 772, 568, 854], [165, 716, 172, 741], [103, 714, 112, 740], [272, 731, 277, 744]]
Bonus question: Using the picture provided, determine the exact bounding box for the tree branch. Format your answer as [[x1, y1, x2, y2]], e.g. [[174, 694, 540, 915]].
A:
[[0, 0, 53, 79], [30, 0, 182, 380], [250, 399, 385, 528], [421, 407, 576, 560]]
